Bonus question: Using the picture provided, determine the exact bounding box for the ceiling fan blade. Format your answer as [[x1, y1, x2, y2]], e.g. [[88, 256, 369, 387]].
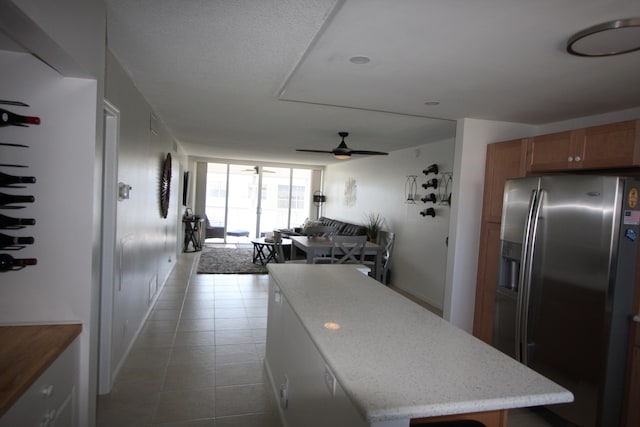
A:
[[296, 149, 333, 153], [349, 150, 389, 155]]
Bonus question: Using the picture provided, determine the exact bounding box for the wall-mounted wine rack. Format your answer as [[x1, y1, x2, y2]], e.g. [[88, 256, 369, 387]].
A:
[[0, 100, 39, 272], [411, 163, 453, 219]]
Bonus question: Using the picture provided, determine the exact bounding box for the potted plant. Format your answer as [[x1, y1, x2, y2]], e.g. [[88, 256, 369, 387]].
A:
[[364, 212, 384, 243]]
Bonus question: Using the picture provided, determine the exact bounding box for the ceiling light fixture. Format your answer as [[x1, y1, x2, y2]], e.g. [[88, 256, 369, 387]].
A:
[[349, 56, 371, 64], [567, 18, 640, 57]]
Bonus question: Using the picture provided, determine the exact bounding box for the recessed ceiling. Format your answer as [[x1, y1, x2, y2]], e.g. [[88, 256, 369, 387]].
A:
[[105, 0, 640, 166]]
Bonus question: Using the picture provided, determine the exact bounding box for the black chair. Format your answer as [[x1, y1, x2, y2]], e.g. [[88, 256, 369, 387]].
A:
[[204, 215, 225, 240]]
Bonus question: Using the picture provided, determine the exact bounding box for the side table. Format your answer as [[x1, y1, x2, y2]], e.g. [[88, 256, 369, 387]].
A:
[[183, 216, 204, 252]]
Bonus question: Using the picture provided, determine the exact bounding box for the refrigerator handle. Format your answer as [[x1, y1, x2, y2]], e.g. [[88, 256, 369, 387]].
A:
[[515, 189, 538, 361], [520, 189, 544, 366]]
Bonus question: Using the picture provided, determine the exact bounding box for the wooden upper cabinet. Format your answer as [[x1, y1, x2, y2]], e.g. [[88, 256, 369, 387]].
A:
[[526, 130, 582, 172], [482, 138, 528, 223], [527, 120, 640, 172], [581, 120, 640, 169]]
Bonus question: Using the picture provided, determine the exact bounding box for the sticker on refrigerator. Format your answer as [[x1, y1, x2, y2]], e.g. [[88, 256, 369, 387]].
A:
[[626, 229, 637, 242], [628, 188, 638, 208], [624, 210, 640, 225]]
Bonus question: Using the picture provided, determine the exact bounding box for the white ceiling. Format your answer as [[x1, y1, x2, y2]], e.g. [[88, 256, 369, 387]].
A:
[[105, 0, 640, 166]]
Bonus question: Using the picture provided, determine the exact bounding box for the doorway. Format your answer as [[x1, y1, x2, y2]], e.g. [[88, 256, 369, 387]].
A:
[[204, 162, 315, 243]]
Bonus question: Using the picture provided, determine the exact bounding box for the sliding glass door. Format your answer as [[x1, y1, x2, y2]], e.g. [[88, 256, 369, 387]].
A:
[[204, 163, 314, 241]]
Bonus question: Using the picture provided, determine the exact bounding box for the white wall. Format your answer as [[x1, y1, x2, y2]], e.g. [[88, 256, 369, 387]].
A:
[[104, 49, 183, 382], [444, 119, 536, 331], [323, 139, 455, 308], [0, 2, 105, 426]]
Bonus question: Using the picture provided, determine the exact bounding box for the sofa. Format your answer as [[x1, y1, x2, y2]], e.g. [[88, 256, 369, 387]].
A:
[[314, 217, 368, 236], [278, 217, 368, 238]]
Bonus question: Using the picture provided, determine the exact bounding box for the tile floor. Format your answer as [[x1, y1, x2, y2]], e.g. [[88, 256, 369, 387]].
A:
[[96, 250, 556, 427], [96, 252, 279, 426]]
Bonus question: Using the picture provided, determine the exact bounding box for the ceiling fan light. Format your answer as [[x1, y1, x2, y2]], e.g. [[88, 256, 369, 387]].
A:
[[333, 153, 351, 160], [567, 18, 640, 56]]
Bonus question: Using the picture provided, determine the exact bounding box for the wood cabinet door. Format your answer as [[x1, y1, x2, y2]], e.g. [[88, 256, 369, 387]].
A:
[[473, 221, 502, 344], [582, 120, 640, 169], [475, 138, 527, 343], [482, 139, 527, 223], [527, 130, 580, 172]]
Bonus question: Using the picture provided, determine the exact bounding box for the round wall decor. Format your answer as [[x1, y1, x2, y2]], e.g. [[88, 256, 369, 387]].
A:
[[160, 153, 171, 218]]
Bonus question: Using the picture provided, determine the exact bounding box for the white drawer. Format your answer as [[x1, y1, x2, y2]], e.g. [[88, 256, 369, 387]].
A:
[[0, 340, 77, 427]]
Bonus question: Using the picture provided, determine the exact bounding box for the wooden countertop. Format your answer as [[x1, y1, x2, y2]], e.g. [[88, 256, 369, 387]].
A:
[[0, 323, 81, 417]]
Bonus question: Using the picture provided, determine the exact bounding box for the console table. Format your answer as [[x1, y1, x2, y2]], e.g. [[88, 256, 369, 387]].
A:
[[182, 216, 204, 252]]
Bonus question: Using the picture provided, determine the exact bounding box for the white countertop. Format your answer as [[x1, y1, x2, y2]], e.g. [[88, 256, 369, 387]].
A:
[[267, 264, 573, 423]]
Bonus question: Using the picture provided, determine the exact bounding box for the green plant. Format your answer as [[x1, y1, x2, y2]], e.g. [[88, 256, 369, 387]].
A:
[[364, 212, 384, 242]]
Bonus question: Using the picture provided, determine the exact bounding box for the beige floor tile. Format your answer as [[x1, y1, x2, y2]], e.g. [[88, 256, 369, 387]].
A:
[[214, 383, 270, 417], [251, 328, 267, 343], [215, 361, 264, 387], [177, 317, 216, 332], [152, 420, 215, 427], [214, 299, 245, 308], [214, 317, 251, 330], [244, 306, 268, 317], [215, 343, 259, 366], [214, 308, 247, 318], [153, 387, 215, 424], [122, 347, 171, 370], [163, 363, 215, 391], [154, 299, 185, 310], [215, 329, 255, 345], [97, 389, 159, 427], [143, 318, 179, 334], [182, 300, 215, 311], [213, 412, 279, 427], [243, 298, 268, 307], [148, 308, 182, 321], [133, 330, 176, 349], [174, 330, 216, 347], [247, 317, 267, 328], [114, 364, 166, 392], [169, 345, 216, 367]]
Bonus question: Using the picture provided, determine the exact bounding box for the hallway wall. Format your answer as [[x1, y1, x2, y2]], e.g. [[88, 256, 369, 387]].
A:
[[104, 49, 185, 385]]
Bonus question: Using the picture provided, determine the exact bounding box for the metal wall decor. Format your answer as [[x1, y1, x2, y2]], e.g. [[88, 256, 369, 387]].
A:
[[160, 153, 172, 218], [405, 175, 418, 203], [411, 164, 453, 218]]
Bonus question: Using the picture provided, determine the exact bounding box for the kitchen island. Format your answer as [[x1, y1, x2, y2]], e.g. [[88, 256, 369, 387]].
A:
[[265, 264, 572, 427]]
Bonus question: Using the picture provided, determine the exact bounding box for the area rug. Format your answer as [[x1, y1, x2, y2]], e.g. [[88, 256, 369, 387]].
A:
[[197, 247, 267, 274]]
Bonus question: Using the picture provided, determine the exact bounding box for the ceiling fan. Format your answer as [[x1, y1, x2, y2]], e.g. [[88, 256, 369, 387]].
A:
[[296, 132, 389, 159]]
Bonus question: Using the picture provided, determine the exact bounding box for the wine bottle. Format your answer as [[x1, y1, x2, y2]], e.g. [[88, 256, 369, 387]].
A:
[[0, 253, 37, 271], [0, 232, 34, 248], [0, 108, 40, 127], [0, 192, 35, 207], [421, 193, 437, 203], [0, 171, 36, 187], [0, 213, 36, 228]]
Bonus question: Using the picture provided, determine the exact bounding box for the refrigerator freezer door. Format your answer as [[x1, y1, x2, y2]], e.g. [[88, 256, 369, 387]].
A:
[[500, 177, 541, 244], [526, 175, 621, 427], [493, 177, 540, 358]]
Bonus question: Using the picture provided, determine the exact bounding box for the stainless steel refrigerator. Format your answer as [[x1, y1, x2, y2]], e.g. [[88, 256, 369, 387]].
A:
[[493, 175, 640, 427]]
